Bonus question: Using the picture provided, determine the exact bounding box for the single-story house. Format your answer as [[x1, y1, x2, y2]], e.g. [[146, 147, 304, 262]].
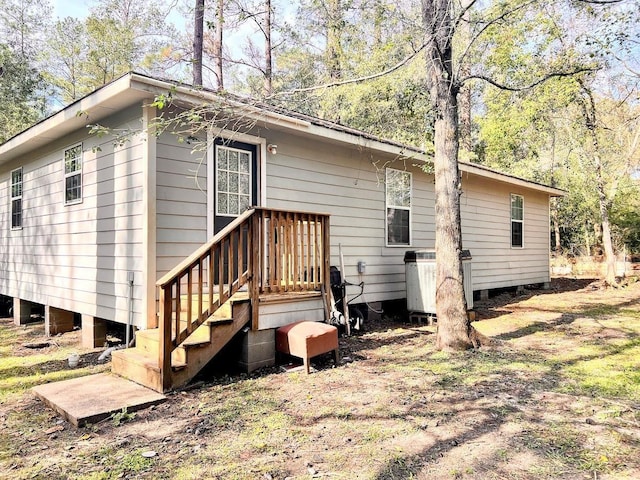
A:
[[0, 73, 563, 392]]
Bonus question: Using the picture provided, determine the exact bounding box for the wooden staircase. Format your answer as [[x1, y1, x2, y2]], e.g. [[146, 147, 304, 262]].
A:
[[111, 207, 332, 393], [112, 296, 250, 392]]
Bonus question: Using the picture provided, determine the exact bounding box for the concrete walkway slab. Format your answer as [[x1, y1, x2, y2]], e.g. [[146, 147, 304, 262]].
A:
[[33, 373, 166, 427]]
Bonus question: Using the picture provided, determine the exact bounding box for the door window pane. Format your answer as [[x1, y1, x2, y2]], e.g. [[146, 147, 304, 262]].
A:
[[216, 145, 252, 216]]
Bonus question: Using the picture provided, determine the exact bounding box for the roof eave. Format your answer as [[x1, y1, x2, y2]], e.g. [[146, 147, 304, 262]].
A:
[[0, 74, 139, 164], [1, 72, 566, 197]]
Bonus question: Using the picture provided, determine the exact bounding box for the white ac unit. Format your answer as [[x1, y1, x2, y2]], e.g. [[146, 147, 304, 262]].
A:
[[404, 249, 473, 315]]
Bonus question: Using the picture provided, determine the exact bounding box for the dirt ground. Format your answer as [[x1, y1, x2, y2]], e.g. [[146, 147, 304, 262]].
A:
[[1, 277, 639, 479]]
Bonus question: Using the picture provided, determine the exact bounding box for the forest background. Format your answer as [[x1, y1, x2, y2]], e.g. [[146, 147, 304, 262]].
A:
[[1, 0, 640, 259]]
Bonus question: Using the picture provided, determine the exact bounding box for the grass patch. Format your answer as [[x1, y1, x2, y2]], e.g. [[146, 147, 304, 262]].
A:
[[581, 305, 640, 319], [559, 338, 640, 400], [0, 319, 109, 404], [523, 422, 628, 475]]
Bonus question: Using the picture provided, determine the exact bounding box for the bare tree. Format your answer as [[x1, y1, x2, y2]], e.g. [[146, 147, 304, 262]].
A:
[[423, 0, 598, 350], [193, 0, 205, 86], [213, 0, 224, 89], [263, 0, 272, 96], [423, 0, 480, 350]]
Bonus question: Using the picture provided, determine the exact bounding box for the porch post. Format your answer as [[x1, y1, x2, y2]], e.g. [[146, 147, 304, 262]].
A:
[[322, 215, 332, 318], [250, 210, 261, 330]]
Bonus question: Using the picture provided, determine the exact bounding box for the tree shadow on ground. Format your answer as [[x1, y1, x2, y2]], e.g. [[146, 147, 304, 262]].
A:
[[474, 278, 599, 320], [370, 321, 640, 479], [493, 312, 579, 341], [0, 351, 104, 390], [374, 345, 633, 480]]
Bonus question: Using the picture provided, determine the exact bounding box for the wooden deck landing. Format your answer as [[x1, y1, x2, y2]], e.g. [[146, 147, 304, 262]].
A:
[[33, 373, 166, 427]]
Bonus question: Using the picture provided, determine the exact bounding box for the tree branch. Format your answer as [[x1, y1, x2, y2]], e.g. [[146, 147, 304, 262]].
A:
[[454, 0, 480, 30], [575, 0, 625, 3], [460, 67, 596, 91], [273, 44, 427, 96]]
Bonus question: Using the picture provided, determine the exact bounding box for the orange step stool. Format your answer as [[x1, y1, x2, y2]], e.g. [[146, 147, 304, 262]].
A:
[[276, 321, 339, 374]]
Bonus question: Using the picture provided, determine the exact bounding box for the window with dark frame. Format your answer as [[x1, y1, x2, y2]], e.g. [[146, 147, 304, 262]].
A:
[[511, 194, 524, 248], [64, 144, 83, 204], [386, 168, 411, 246], [10, 167, 22, 229], [216, 145, 252, 216]]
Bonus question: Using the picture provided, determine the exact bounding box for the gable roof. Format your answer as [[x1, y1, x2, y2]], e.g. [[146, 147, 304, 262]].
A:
[[0, 72, 565, 196]]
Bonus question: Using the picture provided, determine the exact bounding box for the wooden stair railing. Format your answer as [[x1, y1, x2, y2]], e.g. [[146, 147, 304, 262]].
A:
[[155, 207, 331, 391]]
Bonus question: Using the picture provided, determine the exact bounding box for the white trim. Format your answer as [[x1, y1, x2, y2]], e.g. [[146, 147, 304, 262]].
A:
[[207, 136, 214, 239], [63, 143, 83, 205], [0, 74, 134, 163], [510, 193, 524, 249], [142, 104, 157, 328], [385, 168, 412, 247], [207, 128, 265, 239], [10, 166, 23, 230], [214, 144, 252, 217], [260, 141, 267, 207]]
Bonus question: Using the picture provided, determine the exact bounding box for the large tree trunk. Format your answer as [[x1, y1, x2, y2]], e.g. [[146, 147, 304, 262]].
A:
[[423, 0, 477, 351], [193, 0, 205, 86], [595, 156, 617, 284], [326, 0, 343, 80], [578, 82, 617, 285], [213, 0, 224, 90], [458, 6, 472, 152], [551, 201, 561, 252], [263, 0, 272, 96]]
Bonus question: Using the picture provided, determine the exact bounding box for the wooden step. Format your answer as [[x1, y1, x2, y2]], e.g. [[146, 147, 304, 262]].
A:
[[171, 361, 187, 372], [111, 348, 162, 392], [206, 317, 233, 326], [135, 329, 160, 356], [113, 295, 251, 392], [170, 301, 251, 389]]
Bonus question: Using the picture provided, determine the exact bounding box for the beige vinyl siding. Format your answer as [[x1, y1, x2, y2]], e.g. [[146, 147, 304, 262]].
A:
[[263, 132, 551, 302], [263, 133, 430, 302], [258, 298, 325, 330], [155, 132, 208, 278], [460, 174, 551, 290], [0, 106, 146, 326]]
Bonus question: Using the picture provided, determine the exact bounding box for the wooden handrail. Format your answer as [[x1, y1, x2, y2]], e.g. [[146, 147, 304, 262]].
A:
[[156, 209, 255, 288], [156, 207, 331, 390]]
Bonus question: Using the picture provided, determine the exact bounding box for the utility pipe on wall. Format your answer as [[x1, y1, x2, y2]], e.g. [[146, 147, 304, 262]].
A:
[[127, 271, 134, 347]]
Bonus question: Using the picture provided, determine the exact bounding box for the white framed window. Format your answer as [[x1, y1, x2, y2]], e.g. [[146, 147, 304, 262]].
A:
[[10, 167, 23, 230], [64, 144, 83, 205], [216, 145, 252, 216], [511, 193, 524, 248], [386, 168, 412, 246]]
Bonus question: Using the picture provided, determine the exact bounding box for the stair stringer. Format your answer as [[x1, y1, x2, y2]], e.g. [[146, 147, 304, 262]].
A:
[[169, 300, 251, 390], [112, 299, 251, 393]]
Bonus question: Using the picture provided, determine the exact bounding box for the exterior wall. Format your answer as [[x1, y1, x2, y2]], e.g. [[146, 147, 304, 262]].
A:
[[262, 131, 551, 301], [155, 132, 208, 279], [263, 133, 414, 302], [258, 298, 325, 330], [0, 106, 146, 327], [151, 119, 553, 317], [460, 173, 551, 290]]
